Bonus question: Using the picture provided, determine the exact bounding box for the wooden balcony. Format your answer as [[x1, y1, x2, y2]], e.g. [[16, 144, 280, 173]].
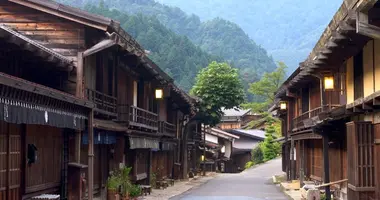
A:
[[85, 88, 117, 117], [118, 105, 158, 131], [158, 121, 176, 137], [293, 104, 341, 131]]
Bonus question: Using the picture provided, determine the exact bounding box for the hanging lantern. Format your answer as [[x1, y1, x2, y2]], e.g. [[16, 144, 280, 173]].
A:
[[155, 89, 163, 99], [280, 101, 287, 110], [324, 75, 334, 90]]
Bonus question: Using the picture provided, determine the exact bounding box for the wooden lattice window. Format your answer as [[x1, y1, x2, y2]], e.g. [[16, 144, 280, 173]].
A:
[[346, 121, 375, 199]]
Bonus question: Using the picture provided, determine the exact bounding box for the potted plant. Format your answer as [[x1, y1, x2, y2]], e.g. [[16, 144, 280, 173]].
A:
[[120, 167, 132, 200], [129, 184, 142, 200], [107, 171, 121, 200]]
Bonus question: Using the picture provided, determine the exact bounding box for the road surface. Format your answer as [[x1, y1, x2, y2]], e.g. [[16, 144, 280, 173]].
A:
[[171, 158, 289, 200]]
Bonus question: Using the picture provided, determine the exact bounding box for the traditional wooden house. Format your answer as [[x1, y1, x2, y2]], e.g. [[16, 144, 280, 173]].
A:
[[198, 126, 239, 173], [271, 0, 380, 199], [218, 108, 260, 130], [0, 1, 97, 199], [0, 0, 197, 199], [228, 129, 265, 172]]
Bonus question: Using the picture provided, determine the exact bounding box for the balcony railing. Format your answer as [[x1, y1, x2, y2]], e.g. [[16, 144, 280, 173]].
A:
[[85, 88, 117, 117], [293, 104, 341, 130], [129, 105, 158, 131], [158, 121, 176, 137]]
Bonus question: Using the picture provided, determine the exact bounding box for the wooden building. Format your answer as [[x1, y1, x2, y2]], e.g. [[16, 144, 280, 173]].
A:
[[0, 0, 197, 199], [218, 108, 260, 130], [271, 1, 380, 199]]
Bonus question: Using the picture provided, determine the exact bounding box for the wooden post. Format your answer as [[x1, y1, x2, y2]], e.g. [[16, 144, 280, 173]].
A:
[[290, 138, 295, 180], [75, 52, 84, 163], [148, 149, 152, 185], [319, 76, 326, 111], [300, 140, 304, 186], [88, 109, 94, 200], [323, 134, 331, 200]]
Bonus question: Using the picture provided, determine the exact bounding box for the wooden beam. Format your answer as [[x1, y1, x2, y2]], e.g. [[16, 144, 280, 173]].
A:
[[362, 102, 373, 110], [374, 97, 380, 106], [356, 10, 380, 39], [76, 52, 84, 98], [83, 34, 117, 57], [321, 48, 333, 54], [353, 106, 364, 113], [326, 40, 338, 48], [356, 0, 377, 12], [286, 89, 297, 98], [332, 32, 347, 41], [339, 21, 356, 32]]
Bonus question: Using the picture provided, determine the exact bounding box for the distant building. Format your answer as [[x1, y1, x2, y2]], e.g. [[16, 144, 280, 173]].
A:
[[228, 129, 266, 172], [218, 107, 261, 130]]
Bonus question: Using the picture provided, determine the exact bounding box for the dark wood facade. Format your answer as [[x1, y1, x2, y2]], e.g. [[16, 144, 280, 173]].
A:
[[0, 0, 197, 199], [272, 1, 380, 200]]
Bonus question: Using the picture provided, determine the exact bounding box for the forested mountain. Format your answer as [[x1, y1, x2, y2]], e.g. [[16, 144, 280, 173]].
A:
[[83, 4, 220, 91], [156, 0, 342, 71], [57, 0, 277, 94]]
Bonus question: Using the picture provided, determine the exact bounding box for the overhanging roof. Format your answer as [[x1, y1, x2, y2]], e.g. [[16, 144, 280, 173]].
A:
[[9, 0, 145, 57], [272, 0, 377, 101], [0, 24, 74, 69]]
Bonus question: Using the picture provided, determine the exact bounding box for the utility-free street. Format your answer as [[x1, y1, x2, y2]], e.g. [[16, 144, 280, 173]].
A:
[[171, 158, 289, 200]]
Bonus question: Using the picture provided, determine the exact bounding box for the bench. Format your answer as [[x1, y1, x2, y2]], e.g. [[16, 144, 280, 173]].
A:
[[139, 185, 152, 195]]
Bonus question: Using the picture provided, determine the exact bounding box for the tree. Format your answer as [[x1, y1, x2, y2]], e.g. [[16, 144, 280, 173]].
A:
[[244, 62, 287, 112], [251, 143, 264, 164], [191, 61, 246, 125], [261, 117, 281, 160]]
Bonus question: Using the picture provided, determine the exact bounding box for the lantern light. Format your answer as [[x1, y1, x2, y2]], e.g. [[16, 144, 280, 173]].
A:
[[280, 102, 287, 110], [201, 155, 205, 161], [155, 89, 163, 99], [324, 75, 334, 90]]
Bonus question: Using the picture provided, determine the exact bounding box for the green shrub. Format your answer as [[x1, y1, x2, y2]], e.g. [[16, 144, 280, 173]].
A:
[[245, 161, 254, 169], [129, 184, 142, 197], [251, 143, 264, 164], [107, 170, 122, 191]]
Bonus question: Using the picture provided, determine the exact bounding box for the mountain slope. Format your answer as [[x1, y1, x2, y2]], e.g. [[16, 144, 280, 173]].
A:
[[83, 4, 220, 91], [57, 0, 277, 82], [156, 0, 342, 70]]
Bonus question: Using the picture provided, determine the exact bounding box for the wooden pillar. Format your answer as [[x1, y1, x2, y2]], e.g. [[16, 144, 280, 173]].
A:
[[290, 138, 295, 180], [148, 149, 152, 185], [88, 110, 94, 200], [374, 124, 380, 199], [323, 134, 331, 200], [75, 52, 85, 163], [300, 140, 304, 186]]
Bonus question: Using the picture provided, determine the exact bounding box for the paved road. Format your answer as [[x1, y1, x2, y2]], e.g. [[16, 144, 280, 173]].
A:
[[171, 158, 289, 200]]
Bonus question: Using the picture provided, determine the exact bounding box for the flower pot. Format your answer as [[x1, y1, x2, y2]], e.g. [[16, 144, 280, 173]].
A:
[[107, 189, 119, 200]]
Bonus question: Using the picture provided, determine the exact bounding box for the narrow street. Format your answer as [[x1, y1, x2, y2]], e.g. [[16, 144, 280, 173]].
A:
[[171, 158, 288, 200]]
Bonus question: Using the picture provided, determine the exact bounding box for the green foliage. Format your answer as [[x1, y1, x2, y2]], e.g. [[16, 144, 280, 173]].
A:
[[56, 0, 278, 99], [249, 62, 287, 102], [251, 143, 264, 164], [107, 170, 122, 191], [245, 161, 254, 169], [191, 61, 246, 125], [79, 4, 220, 92], [120, 167, 132, 197], [129, 185, 142, 197], [155, 0, 342, 72], [262, 117, 281, 161]]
